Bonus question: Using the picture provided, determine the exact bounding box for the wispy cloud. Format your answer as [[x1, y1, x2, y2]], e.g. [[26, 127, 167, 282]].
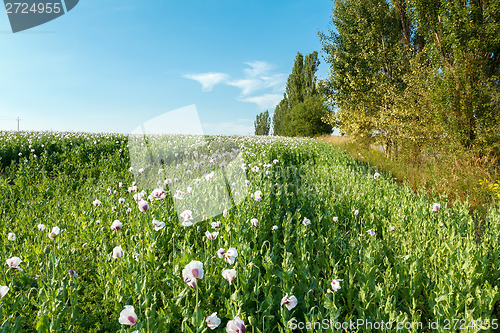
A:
[[183, 72, 229, 92], [243, 61, 274, 77], [226, 79, 260, 96], [226, 62, 286, 96], [238, 94, 283, 110], [183, 61, 286, 110]]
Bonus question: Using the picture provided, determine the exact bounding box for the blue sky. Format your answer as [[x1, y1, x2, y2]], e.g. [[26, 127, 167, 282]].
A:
[[0, 0, 333, 135]]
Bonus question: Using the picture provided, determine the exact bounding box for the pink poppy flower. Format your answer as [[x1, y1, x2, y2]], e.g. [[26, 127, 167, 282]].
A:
[[180, 210, 193, 227], [152, 188, 166, 199], [222, 269, 237, 285], [281, 293, 298, 310], [0, 286, 9, 298], [118, 305, 138, 326], [111, 220, 123, 231], [174, 190, 183, 200], [138, 200, 149, 212], [48, 226, 60, 240], [152, 220, 165, 231], [224, 248, 238, 265], [112, 246, 124, 259], [6, 257, 22, 271], [182, 260, 204, 287], [205, 231, 219, 240], [206, 312, 221, 330], [216, 248, 225, 259], [226, 316, 246, 333], [331, 279, 343, 291]]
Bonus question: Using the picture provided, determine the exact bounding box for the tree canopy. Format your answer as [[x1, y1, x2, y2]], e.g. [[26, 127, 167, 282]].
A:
[[273, 51, 333, 137], [254, 110, 271, 135], [321, 0, 500, 156]]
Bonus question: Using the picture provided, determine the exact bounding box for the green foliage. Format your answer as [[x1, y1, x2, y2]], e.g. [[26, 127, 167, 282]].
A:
[[321, 0, 408, 149], [0, 131, 499, 332], [254, 110, 271, 136], [322, 0, 500, 157], [284, 95, 333, 137], [273, 52, 333, 137], [409, 0, 500, 152], [272, 96, 288, 136]]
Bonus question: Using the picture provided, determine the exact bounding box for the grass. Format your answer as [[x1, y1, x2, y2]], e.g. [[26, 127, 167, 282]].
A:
[[317, 135, 500, 219]]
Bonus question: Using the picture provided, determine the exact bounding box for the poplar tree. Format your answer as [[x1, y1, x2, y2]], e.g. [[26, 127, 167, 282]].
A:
[[254, 110, 271, 136], [320, 0, 407, 152], [409, 0, 500, 152], [273, 51, 332, 137], [321, 0, 500, 156]]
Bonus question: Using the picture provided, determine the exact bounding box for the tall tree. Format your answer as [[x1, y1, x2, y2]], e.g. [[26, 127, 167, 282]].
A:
[[321, 0, 407, 150], [409, 0, 500, 152], [286, 53, 305, 105], [322, 0, 500, 156], [273, 51, 333, 137], [272, 96, 288, 136], [254, 110, 271, 136]]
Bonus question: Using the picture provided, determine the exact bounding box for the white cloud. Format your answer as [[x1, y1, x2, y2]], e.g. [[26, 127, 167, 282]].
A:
[[260, 74, 287, 92], [226, 79, 262, 96], [239, 94, 283, 110], [183, 61, 287, 109], [226, 62, 286, 96], [243, 61, 275, 78], [183, 72, 229, 92]]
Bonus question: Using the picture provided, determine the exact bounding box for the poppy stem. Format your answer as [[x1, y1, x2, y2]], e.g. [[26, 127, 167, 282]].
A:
[[52, 239, 57, 282], [172, 229, 176, 261], [195, 284, 199, 314], [1, 268, 6, 287]]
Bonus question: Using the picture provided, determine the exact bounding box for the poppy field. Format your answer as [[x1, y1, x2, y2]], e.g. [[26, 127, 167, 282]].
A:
[[0, 131, 499, 332]]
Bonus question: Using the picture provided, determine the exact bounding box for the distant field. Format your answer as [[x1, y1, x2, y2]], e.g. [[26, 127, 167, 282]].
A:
[[0, 131, 499, 332]]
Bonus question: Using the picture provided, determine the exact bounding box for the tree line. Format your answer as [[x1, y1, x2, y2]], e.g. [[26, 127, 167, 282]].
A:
[[320, 0, 500, 157], [255, 0, 500, 160]]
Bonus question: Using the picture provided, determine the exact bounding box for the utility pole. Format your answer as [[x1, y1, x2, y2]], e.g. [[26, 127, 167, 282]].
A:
[[16, 117, 20, 131]]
